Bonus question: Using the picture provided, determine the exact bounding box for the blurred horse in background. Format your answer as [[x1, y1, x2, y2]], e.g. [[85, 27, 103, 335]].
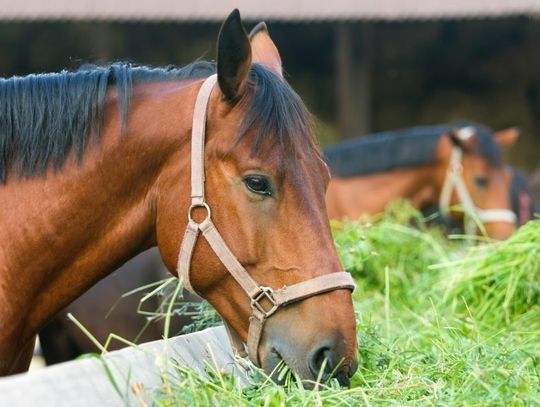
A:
[[421, 165, 537, 234], [325, 123, 518, 239], [38, 248, 199, 365]]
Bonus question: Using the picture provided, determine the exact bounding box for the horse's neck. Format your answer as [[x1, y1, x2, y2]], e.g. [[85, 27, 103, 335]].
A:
[[0, 82, 194, 363], [326, 164, 439, 219]]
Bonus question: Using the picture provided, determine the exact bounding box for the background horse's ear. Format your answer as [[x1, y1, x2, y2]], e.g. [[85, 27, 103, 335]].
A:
[[249, 22, 283, 78], [217, 9, 252, 102], [448, 126, 477, 152], [494, 127, 520, 150]]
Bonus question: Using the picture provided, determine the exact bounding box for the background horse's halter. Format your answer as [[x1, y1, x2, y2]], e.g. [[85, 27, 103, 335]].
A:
[[439, 127, 517, 236], [177, 75, 356, 365]]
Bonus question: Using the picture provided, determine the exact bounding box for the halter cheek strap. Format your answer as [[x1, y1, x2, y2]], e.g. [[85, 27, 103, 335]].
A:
[[439, 139, 517, 236], [177, 74, 356, 365]]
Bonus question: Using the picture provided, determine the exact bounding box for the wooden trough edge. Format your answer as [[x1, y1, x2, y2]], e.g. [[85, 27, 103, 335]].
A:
[[0, 325, 243, 406]]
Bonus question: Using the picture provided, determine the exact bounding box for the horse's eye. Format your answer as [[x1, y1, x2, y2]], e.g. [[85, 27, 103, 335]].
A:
[[244, 175, 273, 197], [474, 176, 489, 188]]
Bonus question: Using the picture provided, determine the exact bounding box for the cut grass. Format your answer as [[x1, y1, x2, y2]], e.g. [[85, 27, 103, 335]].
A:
[[128, 204, 540, 405], [437, 220, 540, 325]]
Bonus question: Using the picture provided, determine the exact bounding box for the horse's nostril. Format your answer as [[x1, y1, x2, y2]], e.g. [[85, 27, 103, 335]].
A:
[[308, 344, 356, 387], [308, 346, 332, 380]]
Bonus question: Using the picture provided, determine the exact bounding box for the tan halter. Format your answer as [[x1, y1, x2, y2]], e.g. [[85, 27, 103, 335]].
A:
[[177, 74, 356, 365]]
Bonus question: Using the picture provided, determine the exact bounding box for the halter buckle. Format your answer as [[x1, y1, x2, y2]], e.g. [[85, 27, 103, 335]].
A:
[[251, 286, 278, 318]]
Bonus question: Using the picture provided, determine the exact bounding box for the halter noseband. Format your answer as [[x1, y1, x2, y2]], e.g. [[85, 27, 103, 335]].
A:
[[439, 127, 516, 235], [177, 75, 355, 365]]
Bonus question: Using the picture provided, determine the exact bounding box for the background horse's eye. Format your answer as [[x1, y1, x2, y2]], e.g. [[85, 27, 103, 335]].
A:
[[244, 175, 273, 197], [474, 176, 489, 188]]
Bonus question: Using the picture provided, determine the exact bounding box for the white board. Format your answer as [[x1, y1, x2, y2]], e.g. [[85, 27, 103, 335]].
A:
[[0, 326, 243, 406]]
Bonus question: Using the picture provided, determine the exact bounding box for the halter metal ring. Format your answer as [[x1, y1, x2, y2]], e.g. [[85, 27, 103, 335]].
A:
[[188, 202, 211, 224], [251, 286, 278, 318]]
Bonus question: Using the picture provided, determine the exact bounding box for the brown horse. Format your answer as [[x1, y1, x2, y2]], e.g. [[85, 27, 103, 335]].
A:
[[325, 124, 518, 239], [0, 10, 357, 385]]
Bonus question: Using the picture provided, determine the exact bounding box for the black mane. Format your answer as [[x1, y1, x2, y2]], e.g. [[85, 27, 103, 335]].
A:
[[0, 61, 314, 182], [324, 122, 503, 178], [239, 65, 314, 158]]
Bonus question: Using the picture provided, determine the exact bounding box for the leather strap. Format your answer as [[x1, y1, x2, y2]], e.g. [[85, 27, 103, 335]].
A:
[[178, 74, 217, 288], [477, 209, 517, 224], [190, 74, 216, 205], [177, 220, 199, 293], [439, 140, 516, 235], [176, 74, 355, 365], [272, 272, 355, 305]]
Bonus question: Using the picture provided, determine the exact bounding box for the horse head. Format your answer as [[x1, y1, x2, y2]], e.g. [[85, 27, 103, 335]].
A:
[[155, 10, 358, 386], [436, 125, 519, 239]]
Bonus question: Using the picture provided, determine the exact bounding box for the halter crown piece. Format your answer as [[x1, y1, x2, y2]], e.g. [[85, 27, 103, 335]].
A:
[[177, 75, 356, 365], [438, 126, 517, 235]]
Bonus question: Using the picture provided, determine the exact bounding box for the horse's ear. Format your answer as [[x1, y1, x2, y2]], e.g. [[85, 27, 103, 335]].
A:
[[494, 127, 520, 150], [217, 9, 252, 102], [249, 22, 283, 78], [449, 127, 477, 152]]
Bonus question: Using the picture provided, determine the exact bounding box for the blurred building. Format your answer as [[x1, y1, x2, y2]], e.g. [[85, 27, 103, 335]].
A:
[[0, 1, 539, 170]]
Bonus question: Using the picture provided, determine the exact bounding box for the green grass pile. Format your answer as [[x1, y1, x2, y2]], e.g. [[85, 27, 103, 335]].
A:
[[139, 206, 540, 406], [438, 219, 540, 325]]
